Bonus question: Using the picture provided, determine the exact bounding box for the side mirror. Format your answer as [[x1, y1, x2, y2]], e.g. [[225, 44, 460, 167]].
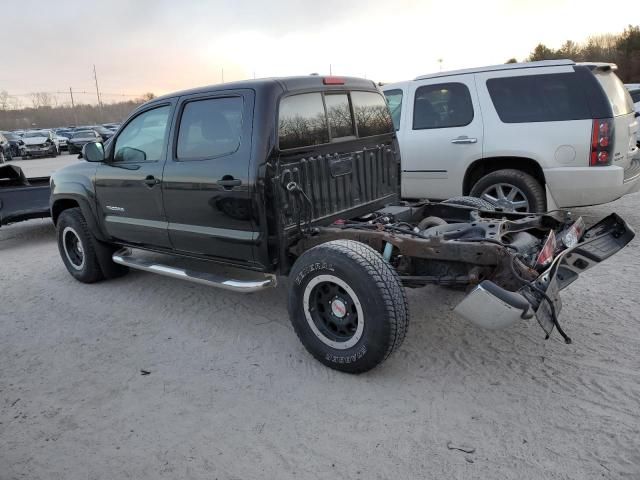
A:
[[635, 111, 639, 118], [82, 141, 105, 162]]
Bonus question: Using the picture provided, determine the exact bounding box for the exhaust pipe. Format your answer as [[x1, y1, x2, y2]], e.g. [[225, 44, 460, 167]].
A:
[[454, 280, 533, 330]]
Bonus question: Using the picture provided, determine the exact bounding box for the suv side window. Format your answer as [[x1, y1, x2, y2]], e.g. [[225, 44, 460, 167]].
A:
[[177, 97, 243, 161], [114, 105, 171, 163], [384, 89, 403, 130], [487, 73, 591, 123], [351, 91, 394, 137], [631, 90, 640, 103], [413, 83, 473, 130], [279, 93, 329, 150]]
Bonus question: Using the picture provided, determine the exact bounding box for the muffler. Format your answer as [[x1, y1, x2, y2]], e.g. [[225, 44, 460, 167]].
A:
[[454, 280, 533, 330]]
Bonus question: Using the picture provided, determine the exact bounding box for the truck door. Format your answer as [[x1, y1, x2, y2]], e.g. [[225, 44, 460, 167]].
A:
[[95, 103, 174, 248], [398, 74, 483, 200], [161, 89, 256, 264]]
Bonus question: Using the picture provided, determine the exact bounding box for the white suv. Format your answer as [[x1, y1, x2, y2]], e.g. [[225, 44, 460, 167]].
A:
[[384, 60, 640, 212]]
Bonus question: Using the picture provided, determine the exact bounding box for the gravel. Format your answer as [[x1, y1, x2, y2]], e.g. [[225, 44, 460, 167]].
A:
[[1, 191, 639, 479]]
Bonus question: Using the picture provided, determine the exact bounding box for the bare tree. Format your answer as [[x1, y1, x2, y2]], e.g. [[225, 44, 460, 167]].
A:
[[0, 90, 9, 110], [30, 92, 54, 109]]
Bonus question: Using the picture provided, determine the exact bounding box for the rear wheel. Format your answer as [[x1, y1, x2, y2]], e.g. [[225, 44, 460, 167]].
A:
[[470, 169, 546, 213], [288, 240, 409, 373]]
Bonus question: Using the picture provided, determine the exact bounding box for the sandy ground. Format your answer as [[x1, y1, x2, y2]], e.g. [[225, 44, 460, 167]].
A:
[[1, 191, 639, 479]]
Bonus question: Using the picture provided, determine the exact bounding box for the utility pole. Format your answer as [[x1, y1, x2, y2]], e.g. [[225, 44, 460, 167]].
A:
[[69, 87, 78, 126], [329, 64, 332, 75], [93, 64, 103, 120]]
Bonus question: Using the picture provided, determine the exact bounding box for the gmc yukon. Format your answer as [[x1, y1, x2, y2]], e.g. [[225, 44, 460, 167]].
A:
[[50, 76, 634, 373]]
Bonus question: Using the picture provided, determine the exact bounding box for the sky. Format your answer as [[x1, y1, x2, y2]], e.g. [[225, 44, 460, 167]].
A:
[[0, 0, 636, 106]]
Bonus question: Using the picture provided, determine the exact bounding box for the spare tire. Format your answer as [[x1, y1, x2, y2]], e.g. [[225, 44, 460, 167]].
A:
[[442, 196, 496, 211]]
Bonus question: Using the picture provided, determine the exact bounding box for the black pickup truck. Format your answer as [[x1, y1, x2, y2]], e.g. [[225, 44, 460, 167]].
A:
[[50, 76, 635, 373], [0, 164, 51, 227]]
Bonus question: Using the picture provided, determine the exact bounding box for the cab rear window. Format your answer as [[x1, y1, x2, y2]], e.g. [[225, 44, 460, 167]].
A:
[[278, 90, 393, 150]]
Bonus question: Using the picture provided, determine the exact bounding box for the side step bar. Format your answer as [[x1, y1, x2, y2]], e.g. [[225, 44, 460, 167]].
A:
[[112, 248, 276, 293]]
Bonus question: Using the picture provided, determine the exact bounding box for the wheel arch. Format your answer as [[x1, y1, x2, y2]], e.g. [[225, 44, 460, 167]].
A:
[[51, 194, 108, 242], [463, 157, 545, 195]]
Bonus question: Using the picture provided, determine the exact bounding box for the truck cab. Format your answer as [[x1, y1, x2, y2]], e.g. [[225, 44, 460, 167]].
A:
[[52, 76, 398, 273]]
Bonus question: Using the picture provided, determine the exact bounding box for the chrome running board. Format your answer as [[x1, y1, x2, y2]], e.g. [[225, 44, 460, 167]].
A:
[[112, 248, 276, 293]]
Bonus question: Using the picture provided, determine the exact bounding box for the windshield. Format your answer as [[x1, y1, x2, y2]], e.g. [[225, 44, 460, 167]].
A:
[[72, 131, 95, 139], [24, 131, 49, 138]]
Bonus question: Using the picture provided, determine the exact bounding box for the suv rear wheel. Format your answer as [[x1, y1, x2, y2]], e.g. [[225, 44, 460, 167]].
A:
[[470, 169, 546, 213], [288, 240, 409, 373]]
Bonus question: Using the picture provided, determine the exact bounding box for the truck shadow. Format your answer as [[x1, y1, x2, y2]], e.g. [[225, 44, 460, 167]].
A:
[[0, 219, 55, 250]]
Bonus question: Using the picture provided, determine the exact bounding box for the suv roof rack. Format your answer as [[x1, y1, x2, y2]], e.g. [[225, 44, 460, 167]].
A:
[[578, 62, 618, 72], [414, 59, 576, 81]]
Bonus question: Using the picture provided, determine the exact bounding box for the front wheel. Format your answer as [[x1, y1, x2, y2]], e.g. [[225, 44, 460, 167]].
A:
[[57, 208, 105, 283], [288, 240, 409, 373], [470, 169, 546, 213]]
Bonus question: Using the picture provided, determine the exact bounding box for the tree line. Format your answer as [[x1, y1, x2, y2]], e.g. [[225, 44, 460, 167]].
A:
[[506, 25, 640, 82], [0, 93, 155, 131]]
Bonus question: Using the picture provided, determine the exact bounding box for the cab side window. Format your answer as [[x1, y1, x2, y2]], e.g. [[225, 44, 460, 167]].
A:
[[413, 83, 474, 130], [114, 106, 171, 163], [176, 97, 243, 161]]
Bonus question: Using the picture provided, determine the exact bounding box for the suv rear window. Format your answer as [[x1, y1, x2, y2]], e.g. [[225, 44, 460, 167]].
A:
[[593, 71, 634, 116], [278, 90, 393, 150], [487, 73, 591, 123]]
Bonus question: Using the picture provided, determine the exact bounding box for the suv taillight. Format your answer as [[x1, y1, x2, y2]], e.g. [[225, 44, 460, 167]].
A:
[[590, 118, 614, 166]]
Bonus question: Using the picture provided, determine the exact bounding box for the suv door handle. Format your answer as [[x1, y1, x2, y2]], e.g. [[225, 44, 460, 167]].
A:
[[217, 178, 242, 189], [143, 175, 161, 187], [451, 136, 478, 144]]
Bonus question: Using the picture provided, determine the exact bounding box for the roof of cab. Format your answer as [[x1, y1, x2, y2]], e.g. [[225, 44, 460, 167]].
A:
[[151, 76, 378, 103]]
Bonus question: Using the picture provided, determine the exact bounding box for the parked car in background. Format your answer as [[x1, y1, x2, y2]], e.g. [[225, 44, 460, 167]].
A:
[[383, 60, 639, 212], [22, 130, 59, 158], [67, 130, 102, 154], [55, 133, 69, 151], [93, 126, 115, 141], [0, 133, 13, 162], [55, 128, 75, 141], [0, 131, 27, 158], [102, 123, 120, 131], [628, 87, 640, 144]]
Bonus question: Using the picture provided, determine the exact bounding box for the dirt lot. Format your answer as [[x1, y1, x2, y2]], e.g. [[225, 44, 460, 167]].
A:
[[1, 190, 639, 479]]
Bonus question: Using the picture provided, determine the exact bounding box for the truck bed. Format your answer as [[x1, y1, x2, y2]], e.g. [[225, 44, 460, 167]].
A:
[[0, 164, 51, 226]]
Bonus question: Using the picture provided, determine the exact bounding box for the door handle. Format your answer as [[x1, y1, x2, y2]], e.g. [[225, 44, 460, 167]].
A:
[[451, 136, 478, 144], [217, 178, 242, 189], [143, 175, 161, 187]]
